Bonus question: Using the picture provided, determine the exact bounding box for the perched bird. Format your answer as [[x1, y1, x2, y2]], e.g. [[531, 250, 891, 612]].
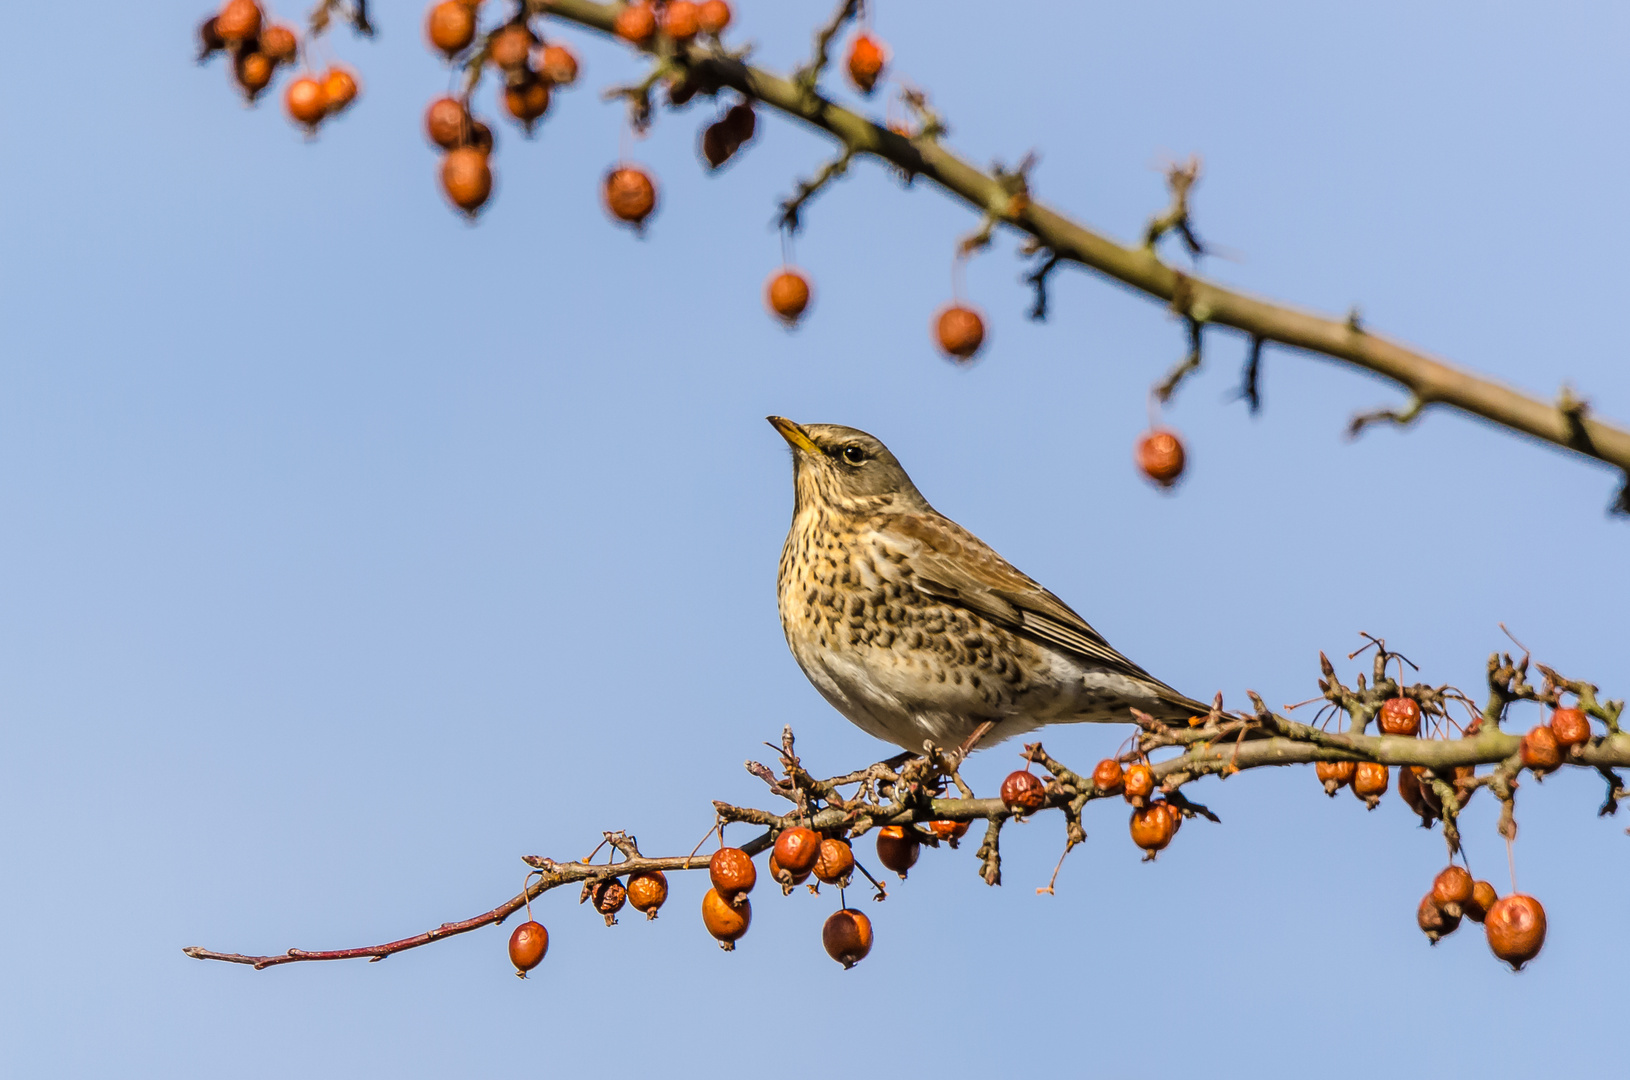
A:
[[770, 417, 1206, 756]]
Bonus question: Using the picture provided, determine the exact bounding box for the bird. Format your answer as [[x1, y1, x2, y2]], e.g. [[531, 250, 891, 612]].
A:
[[769, 416, 1208, 757]]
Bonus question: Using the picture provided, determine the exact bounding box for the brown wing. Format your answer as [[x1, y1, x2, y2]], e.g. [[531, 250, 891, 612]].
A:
[[886, 511, 1206, 716]]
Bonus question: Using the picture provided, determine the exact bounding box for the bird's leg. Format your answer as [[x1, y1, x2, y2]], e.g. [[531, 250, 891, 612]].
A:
[[955, 720, 998, 764]]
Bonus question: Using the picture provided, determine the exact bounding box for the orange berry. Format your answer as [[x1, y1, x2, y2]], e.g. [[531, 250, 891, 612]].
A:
[[812, 837, 855, 885], [822, 908, 873, 969], [614, 2, 658, 45], [603, 166, 657, 228], [708, 847, 756, 900], [661, 0, 700, 41], [927, 819, 968, 843], [766, 269, 812, 325], [441, 146, 493, 215], [1129, 802, 1176, 854], [589, 878, 626, 923], [696, 0, 732, 35], [1485, 893, 1546, 970], [774, 826, 822, 877], [1351, 761, 1388, 805], [233, 50, 274, 99], [700, 887, 751, 949], [999, 769, 1047, 813], [934, 304, 985, 361], [1520, 725, 1562, 773], [488, 23, 535, 71], [284, 76, 328, 129], [503, 76, 550, 130], [1431, 865, 1475, 917], [768, 852, 811, 891], [1378, 696, 1422, 736], [1316, 760, 1356, 795], [1464, 880, 1498, 924], [538, 43, 579, 86], [321, 67, 358, 114], [874, 825, 919, 879], [1092, 759, 1125, 796], [626, 869, 668, 918], [1122, 762, 1154, 803], [507, 919, 548, 974], [1136, 430, 1185, 488], [1417, 892, 1459, 944], [846, 32, 886, 94], [427, 1, 477, 57], [260, 24, 298, 65], [425, 96, 470, 149], [216, 0, 263, 44], [1550, 707, 1591, 749]]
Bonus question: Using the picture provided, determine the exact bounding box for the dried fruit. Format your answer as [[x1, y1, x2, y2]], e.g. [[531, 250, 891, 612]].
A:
[[488, 23, 535, 72], [590, 878, 627, 922], [503, 76, 550, 130], [538, 43, 579, 86], [466, 119, 494, 155], [603, 166, 657, 228], [1520, 724, 1562, 773], [874, 825, 920, 879], [721, 102, 755, 144], [440, 146, 493, 215], [425, 96, 470, 149], [260, 24, 298, 65], [1417, 893, 1459, 944], [1000, 769, 1047, 813], [700, 887, 751, 949], [766, 269, 812, 325], [614, 2, 658, 45], [774, 826, 823, 876], [846, 32, 886, 94], [1092, 758, 1125, 796], [216, 0, 263, 43], [1122, 762, 1154, 804], [822, 908, 873, 969], [1352, 761, 1388, 806], [661, 0, 700, 41], [1550, 707, 1591, 749], [1316, 760, 1357, 795], [233, 50, 274, 99], [1378, 696, 1422, 736], [427, 1, 477, 57], [199, 17, 227, 58], [1398, 766, 1436, 823], [1485, 893, 1546, 970], [701, 122, 734, 168], [927, 819, 968, 843], [708, 846, 756, 900], [627, 869, 668, 918], [1465, 880, 1498, 924], [1431, 865, 1475, 917], [768, 852, 811, 890], [1129, 802, 1176, 855], [1136, 430, 1186, 488], [284, 76, 328, 129], [812, 838, 854, 885], [322, 67, 359, 113], [934, 304, 985, 361], [697, 0, 732, 36], [507, 920, 548, 974]]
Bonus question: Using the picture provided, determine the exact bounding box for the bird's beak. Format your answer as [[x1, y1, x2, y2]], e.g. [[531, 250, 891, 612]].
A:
[[767, 416, 821, 456]]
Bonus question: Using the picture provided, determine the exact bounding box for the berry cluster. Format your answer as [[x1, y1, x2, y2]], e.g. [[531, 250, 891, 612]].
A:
[[1416, 865, 1546, 970], [197, 2, 358, 130]]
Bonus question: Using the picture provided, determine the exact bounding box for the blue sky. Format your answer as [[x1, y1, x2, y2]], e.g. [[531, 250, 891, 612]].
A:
[[2, 2, 1627, 1076]]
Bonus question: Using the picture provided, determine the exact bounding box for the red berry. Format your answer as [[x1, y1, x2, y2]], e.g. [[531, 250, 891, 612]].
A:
[[768, 852, 811, 891], [216, 0, 263, 44], [696, 0, 732, 35], [1092, 759, 1125, 796], [1378, 696, 1422, 736], [700, 887, 751, 949], [1122, 763, 1154, 804], [426, 1, 477, 57], [1129, 802, 1176, 855], [284, 76, 328, 129], [822, 908, 873, 969], [812, 838, 855, 885], [626, 869, 668, 918], [425, 96, 470, 149], [766, 269, 812, 325], [614, 2, 658, 45], [1550, 707, 1591, 749], [233, 50, 274, 99], [1485, 893, 1546, 970], [934, 304, 985, 361], [927, 819, 968, 843], [507, 920, 548, 974], [1431, 865, 1475, 917], [441, 146, 493, 216], [502, 76, 550, 130], [708, 847, 756, 900], [538, 43, 579, 86], [1316, 760, 1356, 795], [661, 0, 700, 41], [874, 825, 919, 879], [1464, 880, 1498, 924], [999, 769, 1047, 813], [603, 166, 657, 228], [321, 67, 358, 114], [488, 24, 535, 72], [774, 826, 822, 877], [1520, 725, 1562, 772], [1351, 761, 1388, 806], [1136, 430, 1186, 488], [260, 24, 298, 65], [846, 32, 886, 94]]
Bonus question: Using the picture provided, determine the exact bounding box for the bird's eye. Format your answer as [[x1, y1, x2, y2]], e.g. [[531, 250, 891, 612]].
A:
[[840, 446, 867, 466]]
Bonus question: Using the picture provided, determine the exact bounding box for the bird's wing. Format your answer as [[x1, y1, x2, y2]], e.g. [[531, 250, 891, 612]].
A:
[[885, 511, 1206, 716]]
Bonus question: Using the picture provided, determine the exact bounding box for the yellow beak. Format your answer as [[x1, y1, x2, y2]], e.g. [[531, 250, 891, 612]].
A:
[[767, 416, 821, 455]]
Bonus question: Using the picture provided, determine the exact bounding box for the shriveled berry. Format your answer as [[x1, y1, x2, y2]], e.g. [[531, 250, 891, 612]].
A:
[[626, 869, 668, 918], [874, 825, 919, 879], [260, 24, 298, 65], [488, 23, 535, 71], [284, 76, 328, 129], [927, 819, 968, 842], [766, 269, 812, 325], [1485, 893, 1546, 970], [507, 919, 548, 974], [199, 17, 227, 58], [426, 96, 470, 149], [590, 878, 627, 921], [1398, 765, 1436, 823], [701, 122, 734, 168], [603, 166, 657, 228], [1092, 758, 1125, 796], [768, 852, 811, 890], [721, 102, 755, 144], [701, 887, 751, 949], [441, 146, 493, 215], [538, 43, 579, 86], [233, 50, 274, 99], [1378, 696, 1422, 736], [846, 32, 886, 94], [614, 2, 658, 45], [1316, 760, 1356, 796], [812, 838, 854, 885], [216, 0, 263, 43], [1352, 761, 1388, 806], [935, 304, 985, 361], [661, 0, 700, 41], [1129, 802, 1176, 855], [1550, 707, 1591, 749], [1417, 893, 1459, 944], [1521, 725, 1562, 773], [427, 1, 477, 57], [697, 0, 732, 36], [1465, 880, 1498, 924], [503, 76, 550, 130], [1136, 430, 1185, 488], [466, 119, 494, 155], [774, 826, 822, 876], [822, 908, 873, 969], [321, 67, 358, 113], [1122, 762, 1154, 804], [1000, 769, 1047, 813], [1431, 865, 1475, 917], [708, 846, 756, 900]]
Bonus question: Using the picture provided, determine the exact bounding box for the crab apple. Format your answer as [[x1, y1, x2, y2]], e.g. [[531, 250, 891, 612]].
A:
[[1136, 430, 1185, 488], [427, 1, 477, 57], [1129, 802, 1176, 854], [466, 119, 494, 155], [1122, 762, 1154, 804], [846, 32, 886, 94], [661, 0, 700, 41], [1398, 766, 1437, 823], [1485, 894, 1546, 970], [822, 908, 874, 969], [199, 17, 226, 57], [1316, 760, 1356, 795], [1521, 725, 1562, 773], [812, 838, 855, 885], [1092, 759, 1125, 796], [260, 24, 298, 65], [927, 819, 968, 843], [1000, 769, 1047, 813], [321, 67, 358, 113], [233, 50, 274, 99], [440, 146, 493, 215], [874, 825, 920, 879], [216, 0, 262, 43], [488, 23, 535, 72], [603, 166, 657, 228], [701, 122, 735, 168], [284, 76, 328, 129], [934, 304, 985, 361], [701, 887, 751, 949], [1417, 893, 1460, 944], [590, 878, 627, 922], [1431, 865, 1475, 918], [1465, 880, 1499, 924], [425, 96, 471, 149], [774, 826, 822, 877], [697, 0, 732, 35], [768, 852, 811, 890], [765, 269, 812, 325], [503, 76, 550, 130], [721, 102, 755, 144], [708, 847, 756, 901], [1351, 761, 1388, 806], [626, 870, 668, 918], [1550, 707, 1591, 749], [507, 920, 548, 974], [1378, 696, 1422, 736], [614, 2, 658, 44], [538, 43, 579, 86]]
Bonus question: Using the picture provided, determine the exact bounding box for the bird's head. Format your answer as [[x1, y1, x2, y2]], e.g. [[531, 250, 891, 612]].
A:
[[768, 417, 928, 515]]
